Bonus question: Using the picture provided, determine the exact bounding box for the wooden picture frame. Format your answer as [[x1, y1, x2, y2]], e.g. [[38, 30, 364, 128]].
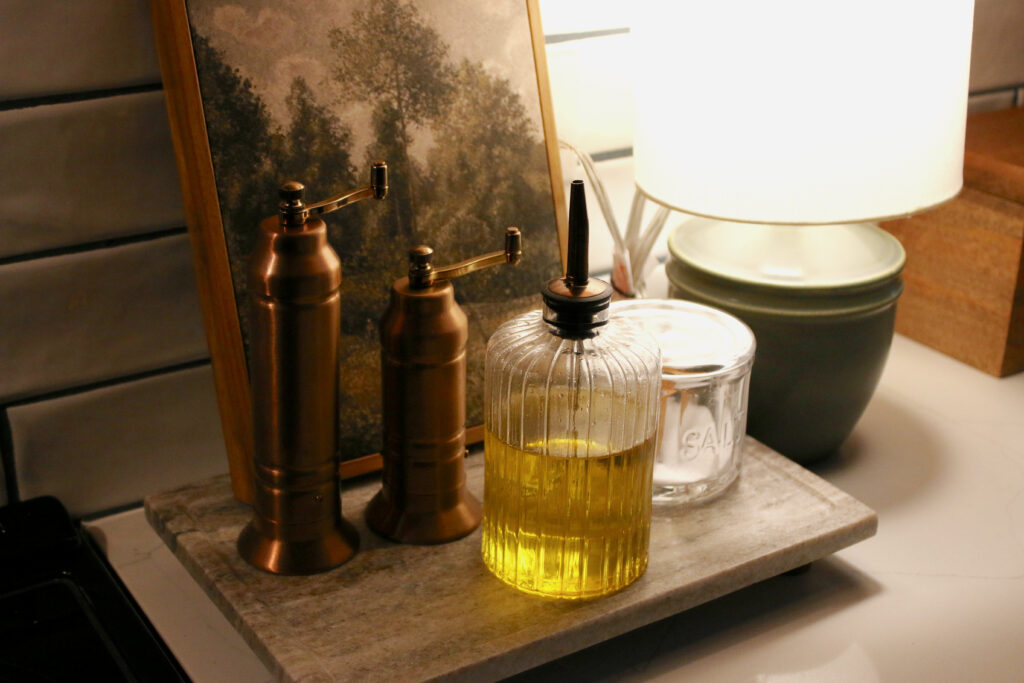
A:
[[150, 0, 567, 503]]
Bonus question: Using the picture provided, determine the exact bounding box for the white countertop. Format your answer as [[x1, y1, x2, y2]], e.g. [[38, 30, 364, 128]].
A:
[[87, 333, 1024, 682]]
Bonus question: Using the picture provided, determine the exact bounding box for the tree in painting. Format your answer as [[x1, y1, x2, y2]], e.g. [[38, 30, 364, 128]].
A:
[[329, 0, 455, 244], [280, 77, 358, 210], [422, 59, 558, 302]]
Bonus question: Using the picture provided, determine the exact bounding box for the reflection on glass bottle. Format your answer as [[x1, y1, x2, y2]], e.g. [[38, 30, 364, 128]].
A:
[[481, 181, 661, 599]]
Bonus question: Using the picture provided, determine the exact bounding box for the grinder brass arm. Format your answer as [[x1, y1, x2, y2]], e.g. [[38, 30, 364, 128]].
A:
[[409, 227, 522, 288], [308, 161, 389, 214], [279, 161, 388, 228]]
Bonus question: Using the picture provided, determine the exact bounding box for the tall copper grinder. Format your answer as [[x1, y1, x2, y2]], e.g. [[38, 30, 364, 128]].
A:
[[366, 227, 521, 544], [238, 162, 387, 575]]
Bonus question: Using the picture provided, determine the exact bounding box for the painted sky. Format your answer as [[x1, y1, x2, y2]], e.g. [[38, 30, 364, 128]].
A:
[[187, 0, 543, 161]]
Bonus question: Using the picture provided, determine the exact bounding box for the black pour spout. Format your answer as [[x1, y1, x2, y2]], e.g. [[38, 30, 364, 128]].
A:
[[566, 180, 589, 289], [541, 180, 611, 334]]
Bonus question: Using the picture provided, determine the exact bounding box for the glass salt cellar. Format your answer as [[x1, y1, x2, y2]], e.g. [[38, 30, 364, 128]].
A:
[[612, 299, 755, 505]]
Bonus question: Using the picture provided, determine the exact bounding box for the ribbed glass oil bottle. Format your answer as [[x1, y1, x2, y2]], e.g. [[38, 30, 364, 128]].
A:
[[482, 181, 661, 599]]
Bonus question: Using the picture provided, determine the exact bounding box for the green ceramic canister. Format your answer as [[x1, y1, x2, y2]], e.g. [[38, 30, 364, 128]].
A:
[[665, 219, 905, 463]]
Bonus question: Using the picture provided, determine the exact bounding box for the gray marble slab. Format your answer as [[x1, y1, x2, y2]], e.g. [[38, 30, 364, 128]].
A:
[[145, 438, 876, 682]]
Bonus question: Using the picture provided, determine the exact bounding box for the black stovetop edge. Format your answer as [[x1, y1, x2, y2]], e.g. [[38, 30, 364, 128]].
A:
[[0, 496, 189, 683]]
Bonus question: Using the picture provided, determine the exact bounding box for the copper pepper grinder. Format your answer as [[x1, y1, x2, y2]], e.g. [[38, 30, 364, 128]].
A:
[[366, 227, 522, 544], [238, 162, 388, 575]]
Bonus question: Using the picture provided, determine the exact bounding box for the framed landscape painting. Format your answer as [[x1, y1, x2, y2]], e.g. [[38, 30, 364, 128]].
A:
[[151, 0, 567, 502]]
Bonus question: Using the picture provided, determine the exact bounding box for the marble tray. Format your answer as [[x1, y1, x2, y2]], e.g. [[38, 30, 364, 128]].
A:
[[145, 438, 876, 682]]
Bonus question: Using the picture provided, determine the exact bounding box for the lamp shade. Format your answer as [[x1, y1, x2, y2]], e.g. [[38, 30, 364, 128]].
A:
[[632, 1, 974, 224]]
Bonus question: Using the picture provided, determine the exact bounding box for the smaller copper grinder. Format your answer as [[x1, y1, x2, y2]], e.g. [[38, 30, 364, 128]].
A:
[[366, 227, 522, 544], [238, 162, 387, 575]]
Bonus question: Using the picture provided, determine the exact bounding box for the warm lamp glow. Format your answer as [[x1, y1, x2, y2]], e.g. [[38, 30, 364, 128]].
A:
[[632, 1, 975, 224]]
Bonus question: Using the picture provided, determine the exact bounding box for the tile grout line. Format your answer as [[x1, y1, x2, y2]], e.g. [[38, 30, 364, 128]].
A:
[[590, 147, 633, 163], [0, 226, 189, 268], [0, 82, 164, 112], [3, 358, 213, 410], [545, 27, 630, 44], [81, 500, 148, 522], [968, 81, 1024, 97]]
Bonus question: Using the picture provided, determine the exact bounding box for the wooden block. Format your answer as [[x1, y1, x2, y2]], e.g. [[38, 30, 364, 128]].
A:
[[963, 108, 1024, 206], [881, 187, 1024, 376], [881, 108, 1024, 377]]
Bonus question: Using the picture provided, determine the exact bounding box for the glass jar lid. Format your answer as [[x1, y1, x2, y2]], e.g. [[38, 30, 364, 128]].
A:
[[611, 299, 755, 379], [667, 218, 906, 290]]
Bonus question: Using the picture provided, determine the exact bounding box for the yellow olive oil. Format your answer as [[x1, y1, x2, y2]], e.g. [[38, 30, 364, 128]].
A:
[[482, 429, 655, 599]]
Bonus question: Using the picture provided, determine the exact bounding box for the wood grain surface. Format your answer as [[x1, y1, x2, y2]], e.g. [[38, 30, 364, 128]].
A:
[[881, 108, 1024, 377]]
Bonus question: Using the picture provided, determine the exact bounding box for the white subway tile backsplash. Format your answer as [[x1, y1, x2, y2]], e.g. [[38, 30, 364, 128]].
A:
[[9, 365, 226, 518], [970, 0, 1024, 93], [0, 233, 208, 403], [545, 33, 634, 155], [0, 0, 160, 101], [0, 91, 184, 259], [968, 89, 1018, 115]]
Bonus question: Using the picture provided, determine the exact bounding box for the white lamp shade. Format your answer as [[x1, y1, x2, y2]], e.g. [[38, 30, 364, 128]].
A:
[[632, 1, 975, 224]]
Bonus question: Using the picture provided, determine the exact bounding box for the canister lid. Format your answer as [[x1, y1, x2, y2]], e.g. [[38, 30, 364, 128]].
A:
[[667, 218, 905, 290], [611, 299, 755, 378]]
